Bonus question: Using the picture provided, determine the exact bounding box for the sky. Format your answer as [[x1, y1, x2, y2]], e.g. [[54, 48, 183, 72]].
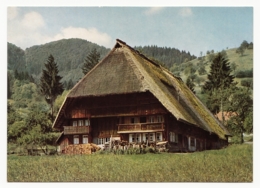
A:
[[7, 6, 253, 57]]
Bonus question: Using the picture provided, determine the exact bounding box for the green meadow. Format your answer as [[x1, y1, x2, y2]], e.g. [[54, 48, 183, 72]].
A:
[[7, 144, 252, 182]]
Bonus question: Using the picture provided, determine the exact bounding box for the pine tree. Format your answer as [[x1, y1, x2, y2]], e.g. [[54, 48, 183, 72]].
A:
[[40, 54, 64, 122], [66, 79, 74, 90], [186, 76, 196, 94], [203, 53, 234, 92], [203, 53, 235, 122], [82, 48, 101, 75]]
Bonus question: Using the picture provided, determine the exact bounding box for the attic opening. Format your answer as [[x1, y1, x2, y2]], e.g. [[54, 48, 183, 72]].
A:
[[115, 43, 122, 48]]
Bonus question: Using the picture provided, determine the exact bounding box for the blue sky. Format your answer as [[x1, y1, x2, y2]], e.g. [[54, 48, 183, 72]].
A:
[[7, 6, 253, 56]]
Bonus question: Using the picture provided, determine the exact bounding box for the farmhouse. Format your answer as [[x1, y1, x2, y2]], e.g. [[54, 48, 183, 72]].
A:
[[53, 39, 231, 153]]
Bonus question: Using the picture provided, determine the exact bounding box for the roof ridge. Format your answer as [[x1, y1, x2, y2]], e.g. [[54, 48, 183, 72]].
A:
[[116, 38, 161, 68]]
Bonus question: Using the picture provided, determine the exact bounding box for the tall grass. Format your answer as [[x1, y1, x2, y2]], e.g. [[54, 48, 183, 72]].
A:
[[7, 144, 252, 182]]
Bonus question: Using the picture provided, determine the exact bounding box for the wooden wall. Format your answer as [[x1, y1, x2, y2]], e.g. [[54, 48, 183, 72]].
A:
[[67, 92, 168, 118]]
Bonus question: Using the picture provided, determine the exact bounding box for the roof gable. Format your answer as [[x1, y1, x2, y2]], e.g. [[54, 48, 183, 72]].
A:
[[68, 46, 146, 97]]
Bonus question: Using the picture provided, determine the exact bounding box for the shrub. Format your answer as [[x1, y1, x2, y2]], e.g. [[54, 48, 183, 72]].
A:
[[236, 69, 253, 78]]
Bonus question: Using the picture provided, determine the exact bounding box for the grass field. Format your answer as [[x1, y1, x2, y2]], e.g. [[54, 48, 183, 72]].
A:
[[7, 144, 252, 182]]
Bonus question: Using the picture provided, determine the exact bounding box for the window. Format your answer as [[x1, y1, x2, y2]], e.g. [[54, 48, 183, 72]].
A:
[[129, 134, 141, 143], [98, 138, 104, 145], [148, 116, 155, 123], [140, 117, 147, 123], [136, 134, 141, 142], [143, 133, 148, 142], [105, 137, 110, 143], [190, 137, 195, 147], [157, 115, 164, 123], [83, 135, 88, 144], [97, 137, 110, 145], [130, 117, 139, 124], [73, 135, 79, 144], [169, 132, 178, 143], [85, 119, 90, 126], [73, 121, 77, 126], [78, 120, 83, 126], [156, 132, 162, 141], [149, 133, 155, 142]]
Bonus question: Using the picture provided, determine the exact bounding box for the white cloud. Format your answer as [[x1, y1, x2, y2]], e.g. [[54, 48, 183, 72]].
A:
[[7, 7, 19, 21], [179, 8, 193, 17], [145, 7, 164, 15], [8, 10, 47, 49], [52, 27, 113, 48], [7, 10, 113, 49], [21, 11, 45, 30]]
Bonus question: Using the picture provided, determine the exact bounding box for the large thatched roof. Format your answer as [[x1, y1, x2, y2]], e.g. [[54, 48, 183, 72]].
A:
[[53, 39, 230, 139]]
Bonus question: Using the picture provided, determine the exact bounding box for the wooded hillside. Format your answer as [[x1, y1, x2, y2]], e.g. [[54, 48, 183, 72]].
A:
[[8, 39, 198, 84], [8, 39, 110, 84]]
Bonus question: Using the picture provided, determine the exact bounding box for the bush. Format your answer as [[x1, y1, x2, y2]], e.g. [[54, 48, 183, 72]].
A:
[[236, 69, 253, 78]]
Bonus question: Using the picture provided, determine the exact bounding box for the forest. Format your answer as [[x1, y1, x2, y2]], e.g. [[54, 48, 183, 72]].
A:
[[7, 38, 253, 155]]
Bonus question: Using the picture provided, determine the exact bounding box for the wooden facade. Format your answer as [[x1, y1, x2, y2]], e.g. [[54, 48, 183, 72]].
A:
[[56, 92, 228, 153], [53, 39, 230, 153]]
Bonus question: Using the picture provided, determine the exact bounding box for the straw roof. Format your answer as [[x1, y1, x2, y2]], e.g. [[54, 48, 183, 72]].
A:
[[53, 39, 230, 139]]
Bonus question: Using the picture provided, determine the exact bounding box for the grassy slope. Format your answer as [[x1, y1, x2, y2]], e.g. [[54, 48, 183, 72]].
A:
[[181, 48, 253, 82], [178, 48, 253, 102], [7, 144, 252, 182]]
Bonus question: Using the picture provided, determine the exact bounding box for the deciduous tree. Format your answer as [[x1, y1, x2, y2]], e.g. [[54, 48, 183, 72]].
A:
[[236, 46, 245, 56], [226, 88, 253, 144]]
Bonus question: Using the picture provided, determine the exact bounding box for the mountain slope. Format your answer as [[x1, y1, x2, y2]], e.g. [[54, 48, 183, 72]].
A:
[[7, 43, 26, 72], [23, 38, 111, 83]]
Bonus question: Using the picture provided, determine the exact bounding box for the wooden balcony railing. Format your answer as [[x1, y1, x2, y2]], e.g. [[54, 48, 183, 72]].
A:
[[63, 126, 90, 135], [118, 122, 164, 133]]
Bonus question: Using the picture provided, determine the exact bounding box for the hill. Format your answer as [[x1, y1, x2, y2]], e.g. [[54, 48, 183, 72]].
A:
[[173, 47, 253, 103], [134, 45, 197, 68], [8, 39, 199, 85], [7, 43, 26, 72], [7, 39, 253, 105], [8, 39, 111, 84]]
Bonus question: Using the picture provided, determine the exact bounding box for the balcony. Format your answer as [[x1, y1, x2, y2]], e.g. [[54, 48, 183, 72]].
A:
[[63, 126, 90, 135], [117, 122, 164, 133]]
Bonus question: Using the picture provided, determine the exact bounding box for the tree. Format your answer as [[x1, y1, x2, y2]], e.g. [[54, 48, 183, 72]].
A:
[[40, 54, 64, 122], [240, 78, 253, 90], [203, 53, 234, 92], [220, 50, 227, 58], [248, 42, 253, 49], [230, 62, 238, 77], [66, 79, 74, 90], [207, 53, 215, 62], [194, 76, 203, 87], [82, 48, 101, 75], [198, 66, 207, 75], [240, 40, 249, 49], [16, 103, 60, 154], [226, 88, 253, 144], [7, 71, 14, 99], [236, 46, 245, 56], [186, 76, 196, 94], [203, 53, 235, 121]]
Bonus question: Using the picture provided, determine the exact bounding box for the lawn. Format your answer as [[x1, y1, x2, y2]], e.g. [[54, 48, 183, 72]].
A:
[[7, 144, 253, 182]]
